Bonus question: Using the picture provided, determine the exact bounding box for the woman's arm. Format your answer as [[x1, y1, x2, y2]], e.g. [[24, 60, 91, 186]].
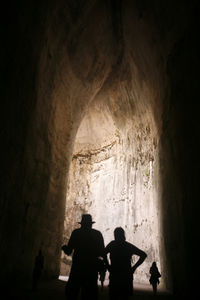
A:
[[131, 246, 147, 274]]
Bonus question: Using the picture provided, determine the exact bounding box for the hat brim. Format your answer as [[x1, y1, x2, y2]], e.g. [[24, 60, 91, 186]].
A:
[[78, 221, 95, 224]]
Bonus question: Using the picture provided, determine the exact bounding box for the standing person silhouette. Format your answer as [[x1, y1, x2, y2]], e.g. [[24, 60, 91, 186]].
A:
[[149, 262, 161, 295], [32, 249, 44, 291], [62, 214, 105, 300], [105, 227, 147, 300], [99, 264, 106, 290]]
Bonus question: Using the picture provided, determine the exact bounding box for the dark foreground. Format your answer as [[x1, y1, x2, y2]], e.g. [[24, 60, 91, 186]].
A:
[[5, 278, 174, 300]]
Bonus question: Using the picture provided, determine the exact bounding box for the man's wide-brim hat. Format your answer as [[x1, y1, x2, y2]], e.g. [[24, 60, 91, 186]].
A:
[[78, 214, 95, 224]]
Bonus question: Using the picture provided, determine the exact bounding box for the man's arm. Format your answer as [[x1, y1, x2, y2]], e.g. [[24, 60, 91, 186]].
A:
[[98, 231, 105, 258], [131, 245, 147, 274], [62, 231, 76, 256], [97, 231, 110, 270]]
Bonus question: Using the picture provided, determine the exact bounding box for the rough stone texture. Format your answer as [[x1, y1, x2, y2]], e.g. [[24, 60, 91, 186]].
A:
[[62, 100, 161, 286], [0, 0, 200, 297]]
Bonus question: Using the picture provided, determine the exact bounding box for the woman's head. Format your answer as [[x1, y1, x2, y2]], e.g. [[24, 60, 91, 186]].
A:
[[114, 227, 126, 242], [152, 261, 157, 267]]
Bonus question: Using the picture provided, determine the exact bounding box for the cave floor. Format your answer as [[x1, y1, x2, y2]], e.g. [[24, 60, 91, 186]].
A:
[[6, 278, 173, 300]]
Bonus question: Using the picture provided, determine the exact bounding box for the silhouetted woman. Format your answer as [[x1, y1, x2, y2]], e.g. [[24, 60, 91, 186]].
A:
[[149, 262, 161, 295], [105, 227, 147, 300]]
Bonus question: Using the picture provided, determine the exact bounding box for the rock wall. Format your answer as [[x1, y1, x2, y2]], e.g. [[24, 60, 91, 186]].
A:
[[1, 1, 199, 296], [62, 101, 163, 286]]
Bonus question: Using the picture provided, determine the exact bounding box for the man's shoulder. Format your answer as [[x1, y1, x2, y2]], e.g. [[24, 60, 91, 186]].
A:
[[91, 228, 103, 237], [73, 227, 103, 237], [71, 228, 81, 236]]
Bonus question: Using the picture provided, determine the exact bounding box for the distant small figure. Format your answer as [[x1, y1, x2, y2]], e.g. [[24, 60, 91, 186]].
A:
[[32, 249, 44, 291], [149, 262, 161, 295]]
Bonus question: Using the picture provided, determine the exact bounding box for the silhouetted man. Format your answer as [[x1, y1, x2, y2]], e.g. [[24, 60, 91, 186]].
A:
[[62, 214, 105, 300], [105, 227, 147, 300]]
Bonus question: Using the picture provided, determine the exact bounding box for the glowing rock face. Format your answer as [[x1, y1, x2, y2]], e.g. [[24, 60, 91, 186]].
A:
[[62, 103, 161, 285]]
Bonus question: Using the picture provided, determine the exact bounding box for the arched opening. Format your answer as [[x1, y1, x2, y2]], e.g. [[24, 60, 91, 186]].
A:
[[60, 94, 166, 288]]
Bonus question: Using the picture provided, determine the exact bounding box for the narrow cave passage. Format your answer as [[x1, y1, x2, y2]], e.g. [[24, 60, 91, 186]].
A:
[[1, 1, 199, 297], [60, 100, 165, 288]]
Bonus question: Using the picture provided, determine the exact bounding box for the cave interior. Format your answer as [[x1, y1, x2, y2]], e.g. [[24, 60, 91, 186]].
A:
[[1, 0, 200, 297]]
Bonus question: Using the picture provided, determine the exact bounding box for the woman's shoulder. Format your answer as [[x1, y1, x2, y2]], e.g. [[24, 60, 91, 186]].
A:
[[105, 240, 115, 249]]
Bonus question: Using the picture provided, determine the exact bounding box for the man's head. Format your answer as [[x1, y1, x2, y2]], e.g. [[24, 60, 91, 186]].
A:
[[114, 227, 126, 242], [78, 214, 95, 228]]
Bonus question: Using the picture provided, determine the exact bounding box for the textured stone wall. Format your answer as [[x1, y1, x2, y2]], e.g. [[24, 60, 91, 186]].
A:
[[62, 100, 163, 286], [1, 1, 199, 296]]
